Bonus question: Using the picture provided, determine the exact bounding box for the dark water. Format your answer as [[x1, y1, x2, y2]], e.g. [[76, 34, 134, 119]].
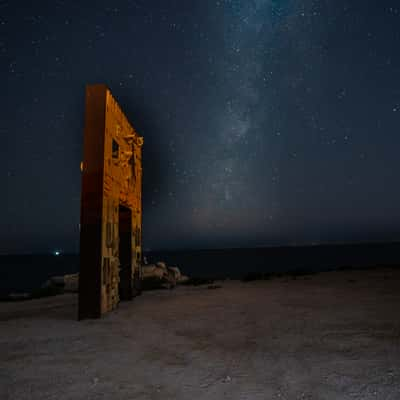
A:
[[0, 254, 79, 296], [2, 242, 400, 295]]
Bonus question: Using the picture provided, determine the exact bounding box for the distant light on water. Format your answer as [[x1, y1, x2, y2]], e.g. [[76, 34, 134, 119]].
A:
[[54, 250, 61, 256]]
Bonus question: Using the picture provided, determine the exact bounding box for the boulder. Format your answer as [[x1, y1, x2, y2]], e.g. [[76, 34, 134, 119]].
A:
[[41, 273, 79, 293], [142, 264, 166, 280], [141, 261, 188, 290], [167, 266, 181, 281], [38, 261, 188, 295], [156, 261, 167, 270], [178, 275, 189, 283], [64, 273, 79, 292]]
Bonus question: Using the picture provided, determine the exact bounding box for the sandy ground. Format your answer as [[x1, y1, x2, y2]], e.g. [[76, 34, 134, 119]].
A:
[[1, 268, 400, 400]]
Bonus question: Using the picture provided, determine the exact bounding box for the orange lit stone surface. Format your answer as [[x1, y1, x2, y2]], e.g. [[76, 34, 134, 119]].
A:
[[79, 84, 143, 319]]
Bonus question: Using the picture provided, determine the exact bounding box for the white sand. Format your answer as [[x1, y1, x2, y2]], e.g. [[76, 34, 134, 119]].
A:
[[1, 268, 400, 400]]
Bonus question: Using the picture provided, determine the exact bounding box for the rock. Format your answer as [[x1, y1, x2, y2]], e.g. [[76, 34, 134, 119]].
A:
[[142, 264, 166, 280], [64, 273, 79, 292], [39, 262, 188, 295], [41, 279, 52, 289], [167, 266, 181, 281], [40, 273, 79, 293], [50, 276, 65, 287], [165, 269, 177, 289], [41, 277, 63, 289], [156, 261, 167, 270], [178, 275, 189, 283], [141, 262, 188, 290], [8, 293, 31, 301]]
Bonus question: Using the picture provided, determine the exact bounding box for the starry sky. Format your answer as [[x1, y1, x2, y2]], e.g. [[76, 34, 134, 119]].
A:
[[2, 0, 400, 254]]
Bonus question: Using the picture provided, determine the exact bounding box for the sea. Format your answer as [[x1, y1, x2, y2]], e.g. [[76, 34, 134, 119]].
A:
[[1, 242, 400, 296]]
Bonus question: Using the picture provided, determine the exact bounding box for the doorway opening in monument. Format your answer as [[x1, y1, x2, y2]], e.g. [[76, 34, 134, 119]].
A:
[[118, 205, 133, 301]]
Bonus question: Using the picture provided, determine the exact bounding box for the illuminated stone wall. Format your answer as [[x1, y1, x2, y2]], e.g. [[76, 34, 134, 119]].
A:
[[79, 84, 143, 319]]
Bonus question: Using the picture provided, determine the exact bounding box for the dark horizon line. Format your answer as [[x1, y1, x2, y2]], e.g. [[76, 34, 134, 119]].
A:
[[2, 238, 400, 257], [146, 238, 400, 253]]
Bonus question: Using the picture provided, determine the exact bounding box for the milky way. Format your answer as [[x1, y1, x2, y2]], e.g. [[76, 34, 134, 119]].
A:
[[2, 0, 400, 253]]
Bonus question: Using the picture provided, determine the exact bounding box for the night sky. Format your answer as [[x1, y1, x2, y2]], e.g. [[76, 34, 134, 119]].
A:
[[2, 1, 400, 254]]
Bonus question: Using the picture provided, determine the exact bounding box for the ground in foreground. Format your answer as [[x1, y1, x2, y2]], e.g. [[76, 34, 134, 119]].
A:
[[1, 268, 400, 400]]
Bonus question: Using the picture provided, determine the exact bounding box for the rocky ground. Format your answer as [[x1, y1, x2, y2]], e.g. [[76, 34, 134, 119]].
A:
[[1, 268, 400, 400]]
